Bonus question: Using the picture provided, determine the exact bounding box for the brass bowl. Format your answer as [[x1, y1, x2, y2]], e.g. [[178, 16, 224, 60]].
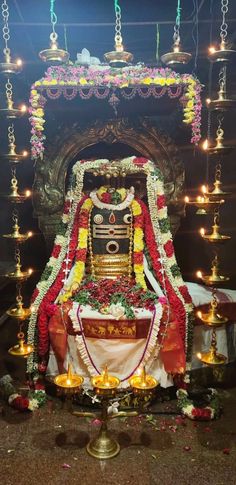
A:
[[161, 50, 192, 66], [104, 50, 133, 67], [39, 47, 70, 64]]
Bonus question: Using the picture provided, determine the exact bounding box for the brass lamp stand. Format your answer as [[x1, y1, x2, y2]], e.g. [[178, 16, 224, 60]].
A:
[[54, 365, 158, 460]]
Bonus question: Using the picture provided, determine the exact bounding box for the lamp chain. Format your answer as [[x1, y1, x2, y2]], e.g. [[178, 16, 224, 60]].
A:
[[220, 0, 228, 43], [50, 0, 58, 41], [114, 0, 122, 47], [8, 123, 15, 145], [1, 0, 10, 55], [173, 0, 181, 45], [6, 77, 13, 103], [219, 65, 226, 91]]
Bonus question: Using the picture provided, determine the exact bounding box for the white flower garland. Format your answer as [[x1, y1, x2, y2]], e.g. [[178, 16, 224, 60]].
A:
[[90, 187, 134, 210]]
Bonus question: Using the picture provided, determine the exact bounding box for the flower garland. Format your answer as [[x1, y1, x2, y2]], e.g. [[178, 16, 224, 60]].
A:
[[29, 65, 202, 160], [90, 186, 134, 210], [176, 388, 221, 421], [59, 197, 93, 303], [131, 199, 146, 289]]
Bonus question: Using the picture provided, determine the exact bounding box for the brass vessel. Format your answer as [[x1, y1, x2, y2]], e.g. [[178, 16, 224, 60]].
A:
[[161, 41, 192, 66], [39, 33, 70, 64]]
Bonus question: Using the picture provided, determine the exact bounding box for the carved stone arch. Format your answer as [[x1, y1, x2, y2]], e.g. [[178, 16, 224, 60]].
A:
[[33, 117, 185, 249]]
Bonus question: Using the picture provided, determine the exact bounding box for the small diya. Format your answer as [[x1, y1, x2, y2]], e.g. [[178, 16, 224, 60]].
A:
[[54, 364, 84, 394], [91, 365, 120, 397], [129, 366, 158, 397]]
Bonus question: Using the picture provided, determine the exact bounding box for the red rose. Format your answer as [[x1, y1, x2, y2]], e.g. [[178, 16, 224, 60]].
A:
[[101, 192, 111, 203], [133, 252, 143, 264], [157, 195, 166, 210], [52, 244, 61, 258], [164, 240, 174, 258], [133, 157, 148, 166], [11, 396, 29, 411]]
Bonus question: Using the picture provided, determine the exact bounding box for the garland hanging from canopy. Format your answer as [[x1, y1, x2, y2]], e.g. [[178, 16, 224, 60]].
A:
[[29, 65, 202, 160]]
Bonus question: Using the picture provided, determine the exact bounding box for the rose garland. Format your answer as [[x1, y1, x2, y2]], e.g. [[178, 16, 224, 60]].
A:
[[27, 156, 193, 378], [29, 65, 202, 161], [176, 388, 221, 421]]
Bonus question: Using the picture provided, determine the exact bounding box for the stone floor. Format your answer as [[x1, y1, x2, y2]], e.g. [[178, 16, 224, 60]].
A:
[[0, 387, 236, 485]]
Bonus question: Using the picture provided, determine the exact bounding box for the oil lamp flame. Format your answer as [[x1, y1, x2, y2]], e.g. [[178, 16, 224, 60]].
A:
[[25, 189, 31, 197], [208, 46, 216, 54], [16, 58, 22, 66], [197, 352, 202, 359], [206, 98, 211, 105], [202, 139, 209, 151], [184, 196, 189, 203], [22, 150, 28, 157], [197, 311, 202, 319], [20, 104, 27, 113], [200, 227, 205, 236], [27, 231, 33, 237], [196, 270, 203, 279], [201, 185, 207, 194]]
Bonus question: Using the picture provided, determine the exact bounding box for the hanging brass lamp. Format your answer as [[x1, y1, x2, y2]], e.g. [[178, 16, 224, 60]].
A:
[[208, 0, 236, 62], [161, 0, 191, 66], [104, 0, 133, 67], [0, 1, 22, 75], [39, 1, 69, 63]]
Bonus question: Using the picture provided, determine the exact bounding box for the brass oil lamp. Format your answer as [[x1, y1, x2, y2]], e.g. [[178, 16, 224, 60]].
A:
[[2, 124, 28, 163], [208, 2, 236, 63], [0, 170, 31, 204], [104, 0, 133, 67], [161, 3, 191, 67], [7, 291, 31, 321], [0, 80, 27, 118], [0, 2, 22, 75], [8, 331, 33, 357], [129, 366, 158, 398], [197, 329, 227, 365], [3, 212, 33, 243], [206, 124, 233, 156], [39, 1, 69, 64], [198, 255, 229, 286], [54, 364, 84, 395], [205, 163, 231, 200], [197, 289, 228, 327], [201, 209, 231, 244]]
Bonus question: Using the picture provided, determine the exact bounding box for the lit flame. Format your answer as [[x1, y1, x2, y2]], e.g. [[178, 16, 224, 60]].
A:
[[173, 44, 180, 53], [196, 270, 203, 279], [22, 150, 28, 157], [202, 139, 209, 151], [206, 98, 211, 105], [16, 58, 22, 66], [30, 305, 35, 312], [20, 104, 27, 113], [28, 268, 33, 275], [184, 196, 189, 203], [25, 189, 31, 197], [197, 311, 202, 319], [200, 227, 205, 236], [201, 185, 207, 194], [27, 231, 33, 237], [197, 352, 202, 359], [208, 46, 216, 54]]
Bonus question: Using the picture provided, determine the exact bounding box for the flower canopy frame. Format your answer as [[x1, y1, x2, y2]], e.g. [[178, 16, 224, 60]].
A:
[[29, 65, 202, 161]]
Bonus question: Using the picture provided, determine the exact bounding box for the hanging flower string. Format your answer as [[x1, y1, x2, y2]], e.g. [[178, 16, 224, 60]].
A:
[[29, 65, 202, 160]]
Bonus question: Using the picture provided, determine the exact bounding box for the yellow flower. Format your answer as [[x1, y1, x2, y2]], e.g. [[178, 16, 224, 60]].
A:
[[166, 78, 176, 86], [58, 289, 72, 303], [153, 77, 166, 86], [135, 273, 147, 290], [78, 228, 88, 249], [133, 263, 144, 273], [187, 100, 194, 109], [133, 227, 144, 252], [79, 78, 88, 85], [31, 89, 38, 96], [116, 188, 126, 201], [142, 77, 152, 85], [131, 200, 142, 216], [73, 261, 85, 282], [96, 186, 107, 198], [82, 198, 93, 210]]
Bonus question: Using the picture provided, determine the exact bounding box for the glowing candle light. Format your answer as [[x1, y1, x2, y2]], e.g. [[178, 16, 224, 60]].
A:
[[27, 231, 33, 237], [184, 196, 189, 203], [25, 189, 31, 197], [28, 268, 33, 275], [20, 104, 27, 113], [22, 150, 28, 157]]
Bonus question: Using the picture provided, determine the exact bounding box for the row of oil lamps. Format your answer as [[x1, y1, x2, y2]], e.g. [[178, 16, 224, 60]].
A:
[[55, 364, 158, 460]]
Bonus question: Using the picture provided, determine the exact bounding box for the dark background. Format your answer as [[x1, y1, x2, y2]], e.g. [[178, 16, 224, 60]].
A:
[[0, 0, 236, 297]]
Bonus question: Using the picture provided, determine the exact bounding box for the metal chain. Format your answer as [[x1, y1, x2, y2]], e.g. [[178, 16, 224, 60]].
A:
[[14, 246, 21, 265], [173, 0, 181, 45], [12, 207, 18, 224], [50, 0, 58, 41], [114, 0, 123, 46], [8, 123, 15, 145], [213, 207, 220, 226], [1, 0, 10, 55], [5, 77, 13, 103], [219, 65, 226, 91], [220, 0, 228, 43], [215, 163, 222, 181]]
